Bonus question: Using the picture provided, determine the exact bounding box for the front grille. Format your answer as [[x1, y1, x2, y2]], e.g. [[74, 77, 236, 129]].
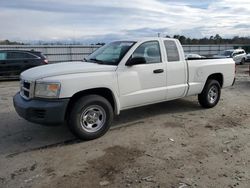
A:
[[23, 82, 30, 89], [20, 80, 34, 99]]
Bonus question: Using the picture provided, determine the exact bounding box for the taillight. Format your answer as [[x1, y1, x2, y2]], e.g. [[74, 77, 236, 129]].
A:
[[43, 59, 48, 64]]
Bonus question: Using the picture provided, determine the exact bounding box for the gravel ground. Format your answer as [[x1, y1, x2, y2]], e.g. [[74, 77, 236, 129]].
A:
[[0, 65, 249, 188]]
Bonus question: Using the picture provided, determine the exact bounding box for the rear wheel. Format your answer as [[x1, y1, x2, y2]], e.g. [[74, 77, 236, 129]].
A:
[[198, 80, 221, 108], [240, 58, 245, 65], [68, 95, 113, 140]]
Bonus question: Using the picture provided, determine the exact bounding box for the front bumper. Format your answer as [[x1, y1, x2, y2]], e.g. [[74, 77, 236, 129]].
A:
[[13, 93, 70, 125]]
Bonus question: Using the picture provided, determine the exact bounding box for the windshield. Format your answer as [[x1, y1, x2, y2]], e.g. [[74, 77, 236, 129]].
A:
[[85, 41, 135, 65], [221, 50, 233, 56]]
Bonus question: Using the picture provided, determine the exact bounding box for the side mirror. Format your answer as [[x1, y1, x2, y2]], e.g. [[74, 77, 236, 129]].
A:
[[126, 57, 146, 66]]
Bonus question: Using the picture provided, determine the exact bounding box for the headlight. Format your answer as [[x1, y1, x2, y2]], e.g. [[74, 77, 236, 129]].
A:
[[35, 82, 61, 98]]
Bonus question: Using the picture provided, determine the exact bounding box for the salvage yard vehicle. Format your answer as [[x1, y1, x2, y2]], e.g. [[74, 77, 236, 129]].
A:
[[214, 49, 247, 65], [246, 53, 250, 62], [13, 38, 235, 140], [185, 53, 206, 60], [0, 50, 48, 79]]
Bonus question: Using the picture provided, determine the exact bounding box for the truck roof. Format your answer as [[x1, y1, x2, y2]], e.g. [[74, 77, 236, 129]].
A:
[[114, 37, 176, 43], [225, 49, 245, 52]]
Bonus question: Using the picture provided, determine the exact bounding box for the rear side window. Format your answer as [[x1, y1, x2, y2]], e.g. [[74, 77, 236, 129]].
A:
[[164, 40, 180, 62], [7, 52, 37, 60], [36, 53, 46, 59], [132, 41, 161, 64], [0, 52, 7, 60], [234, 50, 245, 55], [7, 52, 26, 59]]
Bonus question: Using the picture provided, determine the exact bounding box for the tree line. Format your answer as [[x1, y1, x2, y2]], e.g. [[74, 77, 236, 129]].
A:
[[0, 40, 25, 45], [168, 34, 250, 45], [1, 34, 250, 45]]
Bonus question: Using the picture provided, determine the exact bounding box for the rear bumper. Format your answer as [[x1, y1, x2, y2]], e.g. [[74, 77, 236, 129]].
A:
[[13, 93, 70, 125]]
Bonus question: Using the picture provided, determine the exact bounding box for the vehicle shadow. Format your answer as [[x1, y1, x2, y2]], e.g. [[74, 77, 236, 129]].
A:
[[113, 98, 200, 126], [0, 112, 74, 156], [1, 98, 201, 157]]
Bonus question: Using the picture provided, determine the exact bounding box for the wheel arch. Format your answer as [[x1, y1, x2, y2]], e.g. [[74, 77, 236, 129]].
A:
[[204, 73, 224, 88], [65, 87, 120, 120]]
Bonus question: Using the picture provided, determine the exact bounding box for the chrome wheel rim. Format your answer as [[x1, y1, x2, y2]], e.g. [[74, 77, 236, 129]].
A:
[[80, 105, 106, 133], [208, 85, 218, 104]]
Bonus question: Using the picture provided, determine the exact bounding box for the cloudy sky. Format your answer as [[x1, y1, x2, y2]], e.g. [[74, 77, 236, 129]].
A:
[[0, 0, 250, 43]]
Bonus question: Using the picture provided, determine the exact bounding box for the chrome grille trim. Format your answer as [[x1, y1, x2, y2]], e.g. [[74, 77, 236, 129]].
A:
[[20, 79, 35, 100]]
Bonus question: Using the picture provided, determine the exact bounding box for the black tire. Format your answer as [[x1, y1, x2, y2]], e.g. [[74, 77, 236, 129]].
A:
[[240, 58, 245, 65], [198, 80, 221, 108], [68, 95, 113, 140]]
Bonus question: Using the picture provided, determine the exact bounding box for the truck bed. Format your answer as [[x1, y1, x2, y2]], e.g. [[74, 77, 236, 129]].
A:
[[186, 58, 235, 96]]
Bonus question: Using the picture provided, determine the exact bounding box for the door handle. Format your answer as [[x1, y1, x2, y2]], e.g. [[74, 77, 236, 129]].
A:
[[153, 69, 164, 74]]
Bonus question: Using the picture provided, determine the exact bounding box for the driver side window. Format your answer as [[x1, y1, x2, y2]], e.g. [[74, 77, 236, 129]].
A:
[[132, 41, 161, 64]]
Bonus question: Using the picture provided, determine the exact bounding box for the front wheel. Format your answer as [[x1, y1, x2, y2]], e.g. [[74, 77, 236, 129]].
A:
[[68, 95, 114, 140], [198, 80, 221, 108]]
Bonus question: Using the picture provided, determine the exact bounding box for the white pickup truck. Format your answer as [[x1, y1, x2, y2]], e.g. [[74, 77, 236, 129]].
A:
[[13, 38, 235, 140]]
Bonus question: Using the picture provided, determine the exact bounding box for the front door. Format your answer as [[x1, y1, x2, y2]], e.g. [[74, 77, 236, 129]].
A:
[[117, 41, 167, 109], [6, 52, 26, 76]]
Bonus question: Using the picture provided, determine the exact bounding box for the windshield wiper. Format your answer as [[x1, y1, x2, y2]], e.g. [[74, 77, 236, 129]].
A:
[[89, 58, 105, 64]]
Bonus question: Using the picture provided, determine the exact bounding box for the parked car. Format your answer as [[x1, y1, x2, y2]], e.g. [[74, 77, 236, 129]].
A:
[[213, 49, 247, 65], [13, 38, 235, 140], [185, 53, 206, 60], [246, 53, 250, 62], [0, 50, 48, 79]]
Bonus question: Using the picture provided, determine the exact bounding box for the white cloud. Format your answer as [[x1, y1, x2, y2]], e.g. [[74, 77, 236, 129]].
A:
[[0, 0, 249, 42]]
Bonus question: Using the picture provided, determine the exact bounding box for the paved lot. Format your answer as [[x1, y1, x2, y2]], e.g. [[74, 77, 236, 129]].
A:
[[0, 65, 250, 188]]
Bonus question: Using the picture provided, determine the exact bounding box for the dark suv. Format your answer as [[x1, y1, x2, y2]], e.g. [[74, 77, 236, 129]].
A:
[[0, 50, 48, 79]]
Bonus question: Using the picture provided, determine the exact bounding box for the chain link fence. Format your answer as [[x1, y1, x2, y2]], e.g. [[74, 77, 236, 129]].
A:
[[0, 44, 247, 63]]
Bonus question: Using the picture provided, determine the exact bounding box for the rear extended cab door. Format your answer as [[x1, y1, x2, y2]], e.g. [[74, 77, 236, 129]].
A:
[[6, 51, 40, 75], [5, 52, 27, 75], [117, 40, 167, 109], [162, 39, 188, 100]]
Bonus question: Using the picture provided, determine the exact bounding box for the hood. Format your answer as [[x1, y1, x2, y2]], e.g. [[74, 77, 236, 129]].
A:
[[21, 61, 117, 80]]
